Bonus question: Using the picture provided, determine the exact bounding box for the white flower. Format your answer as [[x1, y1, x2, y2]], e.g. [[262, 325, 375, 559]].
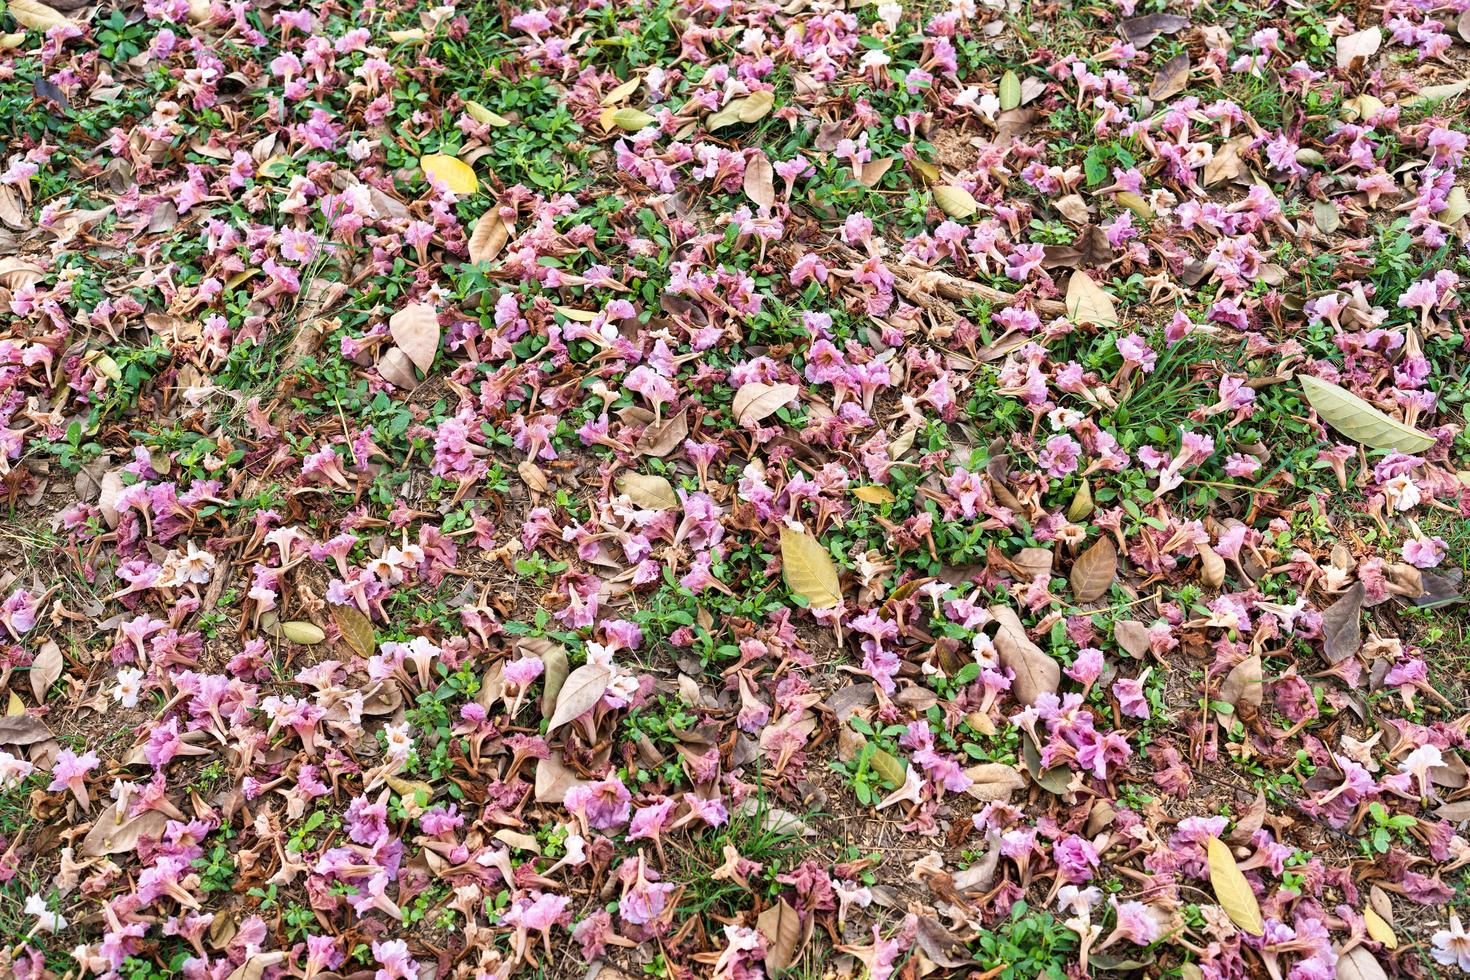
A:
[[1382, 474, 1421, 512], [113, 667, 144, 708], [382, 722, 414, 760], [1056, 885, 1102, 916], [174, 542, 216, 585], [877, 2, 902, 29], [1434, 913, 1470, 971], [1049, 408, 1083, 431], [0, 750, 35, 788], [24, 894, 66, 932], [971, 632, 999, 670]]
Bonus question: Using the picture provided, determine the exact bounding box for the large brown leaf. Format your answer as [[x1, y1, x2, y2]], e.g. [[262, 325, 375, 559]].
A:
[[989, 605, 1058, 705], [1321, 582, 1364, 664], [757, 899, 801, 972], [1070, 536, 1117, 603]]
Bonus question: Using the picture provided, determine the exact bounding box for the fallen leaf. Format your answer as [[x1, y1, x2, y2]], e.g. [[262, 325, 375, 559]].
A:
[[1114, 619, 1150, 658], [547, 663, 612, 730], [737, 89, 774, 122], [616, 472, 678, 509], [79, 808, 168, 857], [331, 604, 377, 659], [757, 898, 801, 971], [534, 752, 587, 803], [989, 605, 1059, 705], [733, 381, 798, 427], [8, 0, 72, 30], [1299, 375, 1436, 453], [384, 774, 433, 801], [781, 525, 841, 609], [611, 107, 655, 131], [1119, 12, 1189, 46], [30, 640, 61, 702], [998, 70, 1021, 111], [1364, 907, 1397, 949], [1313, 199, 1340, 235], [465, 101, 512, 127], [280, 621, 325, 645], [1149, 52, 1190, 100], [1337, 947, 1388, 980], [933, 185, 978, 218], [744, 151, 775, 210], [869, 747, 905, 789], [468, 213, 510, 264], [1065, 272, 1119, 329], [1070, 536, 1117, 603], [963, 763, 1026, 801], [1217, 655, 1262, 728], [1206, 836, 1264, 936], [389, 303, 440, 374], [1336, 27, 1382, 70], [419, 153, 478, 195], [852, 485, 896, 505], [1321, 582, 1364, 664], [1199, 545, 1226, 589], [635, 411, 688, 457]]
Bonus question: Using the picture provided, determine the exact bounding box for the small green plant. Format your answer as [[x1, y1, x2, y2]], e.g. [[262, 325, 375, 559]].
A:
[[972, 901, 1079, 979], [1361, 802, 1417, 856]]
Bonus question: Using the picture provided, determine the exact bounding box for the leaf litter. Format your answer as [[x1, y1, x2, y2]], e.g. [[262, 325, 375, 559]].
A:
[[0, 1, 1467, 978]]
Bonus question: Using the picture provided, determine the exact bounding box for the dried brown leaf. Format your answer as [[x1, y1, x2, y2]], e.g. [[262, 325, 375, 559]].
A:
[[744, 151, 775, 210], [1070, 536, 1117, 603], [757, 899, 801, 972], [389, 302, 440, 373], [547, 663, 611, 730], [30, 640, 61, 703], [733, 381, 798, 427], [989, 605, 1058, 705], [1321, 582, 1364, 664]]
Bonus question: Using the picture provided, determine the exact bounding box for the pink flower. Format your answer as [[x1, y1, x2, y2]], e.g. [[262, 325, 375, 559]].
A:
[[48, 748, 99, 807], [371, 938, 419, 980], [565, 774, 631, 830], [1053, 834, 1099, 883], [1112, 673, 1150, 719]]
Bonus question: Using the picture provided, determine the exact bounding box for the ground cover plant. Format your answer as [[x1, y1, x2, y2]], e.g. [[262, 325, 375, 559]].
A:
[[2, 0, 1470, 976]]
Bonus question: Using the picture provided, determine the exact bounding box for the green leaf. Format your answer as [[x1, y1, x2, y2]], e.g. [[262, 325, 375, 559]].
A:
[[1298, 374, 1436, 453], [999, 69, 1021, 111]]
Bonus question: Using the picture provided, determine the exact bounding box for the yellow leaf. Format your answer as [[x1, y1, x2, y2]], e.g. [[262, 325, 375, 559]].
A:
[[8, 0, 71, 31], [419, 153, 478, 195], [555, 306, 599, 322], [933, 185, 978, 218], [852, 485, 896, 505], [601, 77, 641, 105], [465, 101, 512, 127], [780, 526, 841, 609], [910, 158, 940, 184], [611, 107, 656, 131], [616, 472, 678, 510], [280, 621, 326, 645], [706, 102, 745, 131], [1364, 907, 1397, 949], [385, 774, 433, 802], [1115, 191, 1154, 219], [331, 604, 377, 659], [1206, 836, 1264, 936], [1065, 272, 1119, 328], [1298, 375, 1435, 453], [738, 89, 774, 122], [6, 692, 23, 716]]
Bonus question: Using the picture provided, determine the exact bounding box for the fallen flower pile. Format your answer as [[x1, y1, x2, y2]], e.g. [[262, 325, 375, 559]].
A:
[[2, 0, 1470, 977]]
